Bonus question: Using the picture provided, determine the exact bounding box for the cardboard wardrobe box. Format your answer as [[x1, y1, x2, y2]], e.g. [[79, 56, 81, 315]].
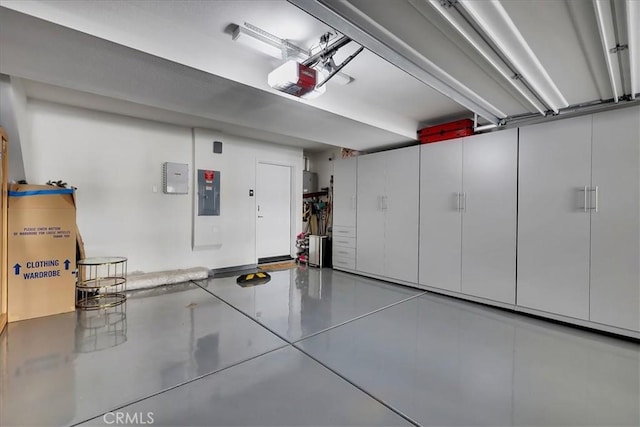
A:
[[7, 184, 77, 322]]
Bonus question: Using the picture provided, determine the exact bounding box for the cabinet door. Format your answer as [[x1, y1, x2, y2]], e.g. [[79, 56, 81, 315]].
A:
[[384, 146, 419, 283], [333, 157, 357, 227], [518, 115, 591, 320], [590, 106, 640, 331], [356, 152, 386, 277], [419, 140, 463, 292], [462, 129, 517, 304]]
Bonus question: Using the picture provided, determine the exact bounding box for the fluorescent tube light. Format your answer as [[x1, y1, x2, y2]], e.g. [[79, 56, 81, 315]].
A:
[[628, 0, 639, 98], [425, 0, 547, 115], [459, 0, 568, 113], [288, 0, 505, 124], [232, 23, 309, 61], [593, 0, 624, 101], [233, 25, 284, 59]]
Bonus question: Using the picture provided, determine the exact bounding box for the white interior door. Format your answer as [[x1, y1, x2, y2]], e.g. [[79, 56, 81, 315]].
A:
[[256, 162, 291, 259]]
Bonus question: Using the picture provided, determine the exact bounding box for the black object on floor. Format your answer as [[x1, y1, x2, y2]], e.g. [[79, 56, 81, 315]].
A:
[[258, 255, 293, 264], [236, 272, 271, 287]]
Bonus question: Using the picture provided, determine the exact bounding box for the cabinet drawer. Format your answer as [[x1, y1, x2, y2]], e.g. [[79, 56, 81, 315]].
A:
[[333, 226, 356, 238], [333, 236, 356, 249], [333, 246, 356, 259], [333, 256, 356, 270]]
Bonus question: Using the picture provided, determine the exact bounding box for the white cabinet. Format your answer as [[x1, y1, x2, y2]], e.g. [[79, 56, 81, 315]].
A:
[[419, 130, 517, 304], [518, 115, 592, 320], [332, 158, 357, 228], [383, 147, 420, 282], [357, 146, 419, 283], [461, 130, 517, 303], [419, 139, 463, 292], [356, 152, 386, 277], [589, 106, 640, 331], [332, 158, 358, 271], [519, 108, 640, 331]]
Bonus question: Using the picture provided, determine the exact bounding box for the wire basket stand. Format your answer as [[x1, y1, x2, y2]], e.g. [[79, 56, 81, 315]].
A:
[[76, 256, 127, 310]]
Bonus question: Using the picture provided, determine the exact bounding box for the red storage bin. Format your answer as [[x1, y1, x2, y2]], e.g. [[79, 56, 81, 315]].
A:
[[418, 119, 474, 143]]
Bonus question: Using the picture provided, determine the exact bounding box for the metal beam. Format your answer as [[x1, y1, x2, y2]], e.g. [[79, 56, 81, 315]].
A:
[[288, 0, 504, 124]]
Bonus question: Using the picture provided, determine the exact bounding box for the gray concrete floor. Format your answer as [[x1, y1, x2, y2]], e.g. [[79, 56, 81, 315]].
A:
[[1, 267, 638, 426]]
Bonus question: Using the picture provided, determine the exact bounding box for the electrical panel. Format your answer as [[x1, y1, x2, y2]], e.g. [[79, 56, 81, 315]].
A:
[[163, 162, 189, 194], [197, 169, 220, 216]]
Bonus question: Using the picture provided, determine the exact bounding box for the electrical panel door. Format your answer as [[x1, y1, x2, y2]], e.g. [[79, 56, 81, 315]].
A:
[[197, 169, 220, 216]]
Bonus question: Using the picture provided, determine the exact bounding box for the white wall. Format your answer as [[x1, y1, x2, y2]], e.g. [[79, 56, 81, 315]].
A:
[[25, 100, 303, 273], [308, 147, 341, 191], [192, 128, 303, 263]]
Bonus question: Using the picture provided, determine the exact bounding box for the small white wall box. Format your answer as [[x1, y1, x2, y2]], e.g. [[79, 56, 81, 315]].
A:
[[163, 162, 189, 194]]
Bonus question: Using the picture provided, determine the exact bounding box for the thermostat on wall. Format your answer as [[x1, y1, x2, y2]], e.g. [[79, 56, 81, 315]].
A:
[[163, 162, 189, 194]]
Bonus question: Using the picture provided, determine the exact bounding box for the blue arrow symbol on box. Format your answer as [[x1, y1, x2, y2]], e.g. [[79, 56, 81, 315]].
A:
[[64, 259, 70, 270], [13, 263, 21, 275]]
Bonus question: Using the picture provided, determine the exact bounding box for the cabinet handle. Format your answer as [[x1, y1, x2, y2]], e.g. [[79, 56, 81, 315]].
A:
[[461, 192, 467, 212], [456, 192, 461, 211], [581, 186, 588, 212], [381, 196, 388, 210], [590, 186, 599, 213]]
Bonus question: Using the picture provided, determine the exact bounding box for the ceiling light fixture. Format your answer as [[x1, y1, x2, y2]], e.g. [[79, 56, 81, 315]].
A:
[[232, 23, 309, 60], [458, 0, 569, 113], [593, 0, 624, 102], [232, 25, 287, 59]]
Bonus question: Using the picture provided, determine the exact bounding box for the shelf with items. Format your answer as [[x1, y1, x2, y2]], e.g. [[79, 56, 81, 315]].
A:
[[296, 232, 309, 264], [302, 189, 332, 237], [303, 190, 328, 199]]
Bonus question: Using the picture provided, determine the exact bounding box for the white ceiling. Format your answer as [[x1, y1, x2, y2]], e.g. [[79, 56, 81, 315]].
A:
[[0, 0, 637, 152]]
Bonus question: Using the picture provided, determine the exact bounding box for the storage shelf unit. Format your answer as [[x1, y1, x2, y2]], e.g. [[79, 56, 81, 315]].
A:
[[303, 191, 328, 199], [332, 157, 358, 271], [357, 146, 419, 284], [332, 105, 639, 338], [420, 128, 517, 304]]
